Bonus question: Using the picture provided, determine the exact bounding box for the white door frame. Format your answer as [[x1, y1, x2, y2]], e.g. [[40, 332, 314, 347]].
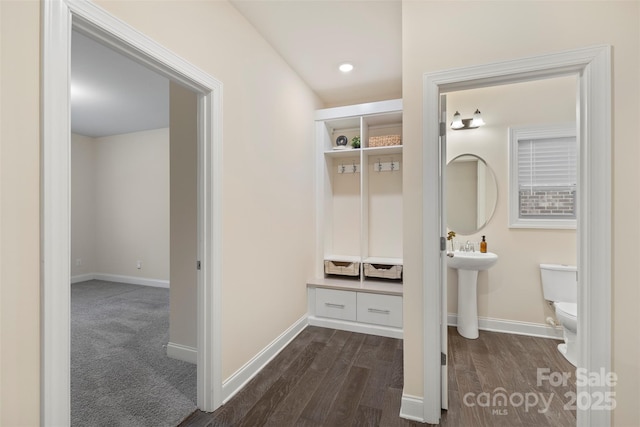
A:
[[422, 45, 611, 426], [41, 0, 224, 424]]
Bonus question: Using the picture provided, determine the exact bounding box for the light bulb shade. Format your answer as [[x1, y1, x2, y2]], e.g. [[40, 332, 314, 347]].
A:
[[451, 111, 464, 129], [471, 109, 485, 127]]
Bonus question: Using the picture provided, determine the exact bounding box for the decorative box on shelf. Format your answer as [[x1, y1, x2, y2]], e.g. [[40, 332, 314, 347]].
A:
[[368, 135, 402, 147], [324, 260, 360, 277], [364, 263, 403, 280]]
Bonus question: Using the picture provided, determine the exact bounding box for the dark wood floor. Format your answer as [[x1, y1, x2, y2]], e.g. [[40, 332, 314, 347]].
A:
[[180, 326, 576, 427], [443, 327, 576, 427]]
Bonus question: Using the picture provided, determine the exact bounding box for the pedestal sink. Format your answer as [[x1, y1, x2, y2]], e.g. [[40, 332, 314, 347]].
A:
[[447, 251, 498, 339]]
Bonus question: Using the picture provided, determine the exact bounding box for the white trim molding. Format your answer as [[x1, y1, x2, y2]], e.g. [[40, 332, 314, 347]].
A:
[[167, 342, 198, 364], [447, 314, 564, 340], [400, 394, 425, 423], [423, 45, 611, 426], [70, 273, 170, 288], [70, 273, 94, 284], [307, 316, 403, 339], [41, 0, 224, 424], [222, 316, 308, 403]]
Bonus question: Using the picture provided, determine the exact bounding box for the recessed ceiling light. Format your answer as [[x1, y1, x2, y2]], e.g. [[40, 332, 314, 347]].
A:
[[339, 63, 354, 73]]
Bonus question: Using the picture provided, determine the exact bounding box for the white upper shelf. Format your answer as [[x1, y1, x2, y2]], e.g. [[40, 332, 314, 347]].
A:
[[324, 145, 403, 158]]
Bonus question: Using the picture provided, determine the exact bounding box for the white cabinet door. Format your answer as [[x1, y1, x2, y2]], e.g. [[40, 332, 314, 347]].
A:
[[356, 293, 402, 328], [315, 288, 357, 321]]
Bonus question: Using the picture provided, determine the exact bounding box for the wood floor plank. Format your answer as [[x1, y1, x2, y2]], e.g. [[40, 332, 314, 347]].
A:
[[214, 329, 318, 425], [353, 334, 384, 369], [389, 347, 404, 390], [353, 405, 382, 426], [358, 359, 392, 410], [378, 388, 422, 427], [177, 410, 213, 427], [297, 332, 366, 424], [236, 341, 324, 427], [323, 365, 371, 426], [263, 331, 349, 426], [180, 326, 576, 427], [376, 336, 398, 363]]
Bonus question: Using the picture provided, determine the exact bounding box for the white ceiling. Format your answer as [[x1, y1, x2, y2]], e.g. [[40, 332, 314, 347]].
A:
[[70, 1, 402, 137], [230, 0, 402, 107], [71, 31, 169, 138]]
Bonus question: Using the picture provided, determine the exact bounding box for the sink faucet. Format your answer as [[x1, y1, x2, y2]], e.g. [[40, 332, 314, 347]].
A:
[[465, 241, 475, 252]]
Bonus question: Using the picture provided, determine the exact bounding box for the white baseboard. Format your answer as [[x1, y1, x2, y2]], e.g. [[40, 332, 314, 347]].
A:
[[167, 342, 197, 364], [70, 272, 170, 289], [70, 273, 95, 284], [307, 316, 403, 339], [447, 313, 563, 340], [222, 315, 308, 404], [400, 394, 425, 423]]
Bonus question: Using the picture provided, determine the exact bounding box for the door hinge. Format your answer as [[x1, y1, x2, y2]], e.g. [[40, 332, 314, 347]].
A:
[[439, 122, 446, 137], [441, 352, 447, 365], [196, 260, 201, 270], [440, 236, 446, 251]]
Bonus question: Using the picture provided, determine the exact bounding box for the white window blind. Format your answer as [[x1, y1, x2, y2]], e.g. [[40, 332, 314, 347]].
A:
[[518, 136, 577, 189]]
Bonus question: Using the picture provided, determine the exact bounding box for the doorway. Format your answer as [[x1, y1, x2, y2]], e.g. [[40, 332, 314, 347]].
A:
[[441, 77, 579, 425], [421, 45, 612, 426], [42, 1, 223, 424], [70, 28, 200, 424]]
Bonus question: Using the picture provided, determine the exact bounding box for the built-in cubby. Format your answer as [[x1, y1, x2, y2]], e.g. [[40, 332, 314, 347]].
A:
[[308, 99, 403, 338]]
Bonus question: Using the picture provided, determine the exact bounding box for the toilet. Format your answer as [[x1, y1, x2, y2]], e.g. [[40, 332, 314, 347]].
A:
[[540, 264, 578, 366]]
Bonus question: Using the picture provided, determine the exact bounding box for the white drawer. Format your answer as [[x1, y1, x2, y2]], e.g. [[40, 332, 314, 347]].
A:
[[315, 288, 357, 321], [356, 292, 403, 328]]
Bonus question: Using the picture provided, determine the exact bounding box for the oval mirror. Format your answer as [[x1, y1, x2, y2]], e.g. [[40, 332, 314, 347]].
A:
[[446, 153, 498, 235]]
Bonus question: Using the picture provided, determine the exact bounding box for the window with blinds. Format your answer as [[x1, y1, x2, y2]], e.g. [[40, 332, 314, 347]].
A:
[[509, 124, 577, 228], [518, 137, 577, 190]]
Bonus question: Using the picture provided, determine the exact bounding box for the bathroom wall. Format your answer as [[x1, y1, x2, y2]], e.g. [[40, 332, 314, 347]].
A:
[[402, 2, 640, 425], [445, 76, 577, 325]]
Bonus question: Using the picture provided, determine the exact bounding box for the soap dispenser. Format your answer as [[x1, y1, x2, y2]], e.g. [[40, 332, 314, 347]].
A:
[[480, 236, 487, 253]]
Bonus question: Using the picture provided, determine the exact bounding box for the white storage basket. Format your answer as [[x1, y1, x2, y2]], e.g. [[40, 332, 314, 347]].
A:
[[324, 260, 360, 277], [364, 263, 403, 280]]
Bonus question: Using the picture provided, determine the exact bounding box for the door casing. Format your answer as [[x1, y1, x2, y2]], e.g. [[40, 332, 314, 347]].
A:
[[421, 45, 611, 426], [41, 0, 224, 424]]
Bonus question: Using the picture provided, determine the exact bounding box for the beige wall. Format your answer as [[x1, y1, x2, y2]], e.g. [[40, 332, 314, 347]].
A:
[[402, 1, 640, 425], [71, 134, 98, 276], [0, 1, 41, 425], [71, 129, 171, 281], [446, 77, 577, 324], [169, 82, 198, 349], [94, 0, 321, 380], [94, 129, 170, 280], [1, 1, 319, 422]]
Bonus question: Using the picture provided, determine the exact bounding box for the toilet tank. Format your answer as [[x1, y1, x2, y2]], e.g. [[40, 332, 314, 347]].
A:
[[540, 264, 577, 303]]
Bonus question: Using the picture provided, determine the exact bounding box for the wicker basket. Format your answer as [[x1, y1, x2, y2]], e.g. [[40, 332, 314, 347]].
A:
[[324, 260, 360, 277], [364, 263, 403, 280], [368, 135, 402, 147]]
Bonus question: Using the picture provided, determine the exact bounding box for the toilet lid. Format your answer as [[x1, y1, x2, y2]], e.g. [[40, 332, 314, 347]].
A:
[[556, 302, 577, 317]]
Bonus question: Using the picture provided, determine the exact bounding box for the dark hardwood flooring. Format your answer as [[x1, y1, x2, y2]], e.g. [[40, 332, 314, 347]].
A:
[[180, 326, 576, 426]]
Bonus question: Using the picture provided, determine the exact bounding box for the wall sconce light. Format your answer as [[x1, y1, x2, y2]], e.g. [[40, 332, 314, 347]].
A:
[[451, 109, 485, 130]]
